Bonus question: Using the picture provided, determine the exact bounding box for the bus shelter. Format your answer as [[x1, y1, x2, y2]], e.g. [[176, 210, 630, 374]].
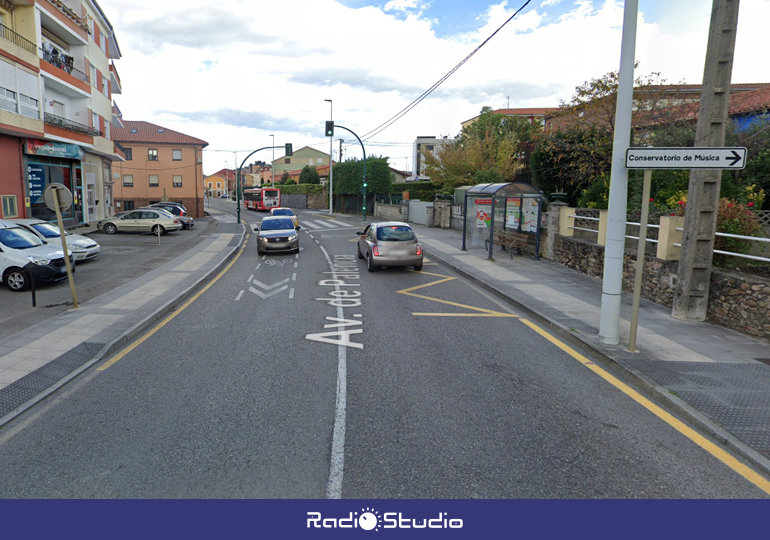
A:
[[461, 182, 546, 260]]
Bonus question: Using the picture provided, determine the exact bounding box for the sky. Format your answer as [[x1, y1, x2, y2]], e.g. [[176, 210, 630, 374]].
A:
[[95, 0, 770, 177]]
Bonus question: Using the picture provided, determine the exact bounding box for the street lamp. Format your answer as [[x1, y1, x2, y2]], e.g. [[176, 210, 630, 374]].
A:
[[325, 99, 333, 213], [270, 134, 274, 185]]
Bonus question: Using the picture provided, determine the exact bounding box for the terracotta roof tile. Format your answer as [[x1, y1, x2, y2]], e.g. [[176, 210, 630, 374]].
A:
[[113, 120, 208, 146]]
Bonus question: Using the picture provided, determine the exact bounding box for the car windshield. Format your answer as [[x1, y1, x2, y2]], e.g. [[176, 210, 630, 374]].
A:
[[0, 227, 44, 249], [272, 209, 293, 216], [376, 225, 415, 241], [260, 218, 294, 231], [31, 222, 66, 238]]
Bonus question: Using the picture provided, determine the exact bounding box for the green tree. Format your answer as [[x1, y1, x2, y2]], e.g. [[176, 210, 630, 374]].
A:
[[424, 107, 542, 193], [299, 165, 320, 184], [332, 157, 392, 195]]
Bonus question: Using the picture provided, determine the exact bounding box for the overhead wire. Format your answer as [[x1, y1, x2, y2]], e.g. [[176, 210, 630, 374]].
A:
[[361, 0, 533, 142]]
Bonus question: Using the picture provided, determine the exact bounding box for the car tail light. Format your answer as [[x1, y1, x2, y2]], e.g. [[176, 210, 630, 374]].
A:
[[372, 245, 380, 256], [416, 244, 422, 255]]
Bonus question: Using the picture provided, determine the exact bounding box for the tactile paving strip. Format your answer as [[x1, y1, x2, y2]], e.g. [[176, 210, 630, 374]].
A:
[[0, 342, 105, 419], [628, 359, 770, 455]]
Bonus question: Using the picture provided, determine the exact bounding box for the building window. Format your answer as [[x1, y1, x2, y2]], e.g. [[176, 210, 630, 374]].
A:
[[284, 158, 291, 164], [0, 86, 16, 113], [124, 200, 135, 210], [122, 174, 133, 187], [2, 195, 19, 218], [124, 148, 133, 160], [92, 112, 99, 129], [148, 148, 158, 161], [172, 149, 182, 161], [172, 175, 182, 187], [90, 65, 97, 86], [149, 174, 159, 187]]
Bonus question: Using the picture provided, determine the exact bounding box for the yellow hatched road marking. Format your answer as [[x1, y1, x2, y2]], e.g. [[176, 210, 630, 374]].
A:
[[397, 271, 517, 318], [519, 318, 770, 495]]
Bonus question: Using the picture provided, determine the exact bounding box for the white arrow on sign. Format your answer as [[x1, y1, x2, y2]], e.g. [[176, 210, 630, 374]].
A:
[[248, 277, 289, 298], [625, 147, 747, 170]]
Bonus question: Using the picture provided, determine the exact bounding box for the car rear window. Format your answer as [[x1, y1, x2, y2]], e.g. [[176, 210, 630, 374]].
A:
[[376, 225, 415, 241]]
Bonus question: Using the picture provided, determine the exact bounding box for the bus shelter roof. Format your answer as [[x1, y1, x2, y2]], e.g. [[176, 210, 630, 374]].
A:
[[467, 182, 544, 197]]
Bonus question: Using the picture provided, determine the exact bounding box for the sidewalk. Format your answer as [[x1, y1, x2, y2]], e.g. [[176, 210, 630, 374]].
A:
[[0, 209, 245, 425], [405, 220, 770, 476]]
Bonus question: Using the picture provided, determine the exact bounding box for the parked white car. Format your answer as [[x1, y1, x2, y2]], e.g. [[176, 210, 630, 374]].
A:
[[0, 219, 74, 292], [11, 218, 100, 261]]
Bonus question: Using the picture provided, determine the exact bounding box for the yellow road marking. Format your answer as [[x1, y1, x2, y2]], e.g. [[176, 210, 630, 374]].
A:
[[97, 238, 248, 371], [519, 318, 770, 495], [397, 271, 517, 318]]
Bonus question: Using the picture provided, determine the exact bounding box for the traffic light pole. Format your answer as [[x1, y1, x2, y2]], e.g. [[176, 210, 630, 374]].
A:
[[236, 144, 292, 224], [330, 124, 368, 222]]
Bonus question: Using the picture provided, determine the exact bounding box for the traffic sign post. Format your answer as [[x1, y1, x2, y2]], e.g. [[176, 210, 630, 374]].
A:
[[43, 183, 78, 308], [625, 147, 746, 170], [623, 145, 749, 352]]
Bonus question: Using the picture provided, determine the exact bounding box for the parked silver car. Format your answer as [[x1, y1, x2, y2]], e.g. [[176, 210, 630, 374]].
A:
[[357, 221, 423, 272], [11, 218, 100, 261], [97, 208, 182, 235], [255, 216, 299, 255]]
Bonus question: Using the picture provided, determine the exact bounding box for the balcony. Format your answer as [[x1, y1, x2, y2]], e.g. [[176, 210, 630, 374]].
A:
[[40, 44, 89, 85], [44, 0, 89, 34], [44, 112, 100, 136], [0, 23, 37, 56]]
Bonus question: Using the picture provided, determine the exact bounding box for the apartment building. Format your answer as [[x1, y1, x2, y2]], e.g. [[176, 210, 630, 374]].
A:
[[112, 120, 208, 218], [0, 0, 123, 225]]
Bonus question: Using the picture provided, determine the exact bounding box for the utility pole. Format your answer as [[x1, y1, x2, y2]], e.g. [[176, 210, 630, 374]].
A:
[[672, 0, 740, 321], [598, 0, 638, 345]]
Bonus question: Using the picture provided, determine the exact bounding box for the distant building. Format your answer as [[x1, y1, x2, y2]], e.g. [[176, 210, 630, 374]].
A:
[[112, 120, 208, 217], [461, 107, 559, 132], [204, 169, 234, 197], [410, 136, 449, 182], [273, 146, 330, 180]]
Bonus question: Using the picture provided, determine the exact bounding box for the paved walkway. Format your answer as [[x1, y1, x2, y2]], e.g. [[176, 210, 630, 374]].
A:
[[1, 209, 769, 481]]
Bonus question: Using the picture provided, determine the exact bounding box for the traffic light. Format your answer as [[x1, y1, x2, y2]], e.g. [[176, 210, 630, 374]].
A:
[[285, 143, 293, 156], [325, 121, 334, 137]]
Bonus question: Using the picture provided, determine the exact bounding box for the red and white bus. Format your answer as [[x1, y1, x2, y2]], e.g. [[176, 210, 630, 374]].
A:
[[243, 187, 281, 211]]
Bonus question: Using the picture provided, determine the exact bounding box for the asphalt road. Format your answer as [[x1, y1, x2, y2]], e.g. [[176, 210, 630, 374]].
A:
[[0, 201, 766, 498]]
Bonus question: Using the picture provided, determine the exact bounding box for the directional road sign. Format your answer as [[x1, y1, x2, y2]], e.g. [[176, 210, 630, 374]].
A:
[[625, 147, 747, 170]]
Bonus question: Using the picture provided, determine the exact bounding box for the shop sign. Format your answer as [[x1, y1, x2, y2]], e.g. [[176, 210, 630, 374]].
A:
[[25, 139, 83, 160], [27, 165, 45, 203]]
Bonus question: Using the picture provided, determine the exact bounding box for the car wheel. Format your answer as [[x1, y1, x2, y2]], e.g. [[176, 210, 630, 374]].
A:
[[151, 225, 166, 235], [103, 222, 117, 234], [414, 263, 423, 271], [4, 268, 30, 292], [367, 252, 376, 272]]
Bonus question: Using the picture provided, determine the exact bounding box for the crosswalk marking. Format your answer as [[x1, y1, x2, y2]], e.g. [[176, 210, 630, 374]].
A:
[[302, 218, 353, 230]]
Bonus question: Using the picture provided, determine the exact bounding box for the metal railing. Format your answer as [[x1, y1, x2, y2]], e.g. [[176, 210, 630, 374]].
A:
[[40, 46, 89, 84], [0, 23, 37, 55], [44, 112, 100, 136], [676, 230, 770, 263]]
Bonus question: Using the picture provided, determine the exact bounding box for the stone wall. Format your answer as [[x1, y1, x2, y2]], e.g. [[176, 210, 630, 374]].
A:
[[374, 202, 408, 221], [551, 234, 770, 342]]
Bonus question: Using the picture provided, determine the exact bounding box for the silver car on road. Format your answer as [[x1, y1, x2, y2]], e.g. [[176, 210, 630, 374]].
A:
[[357, 221, 423, 272]]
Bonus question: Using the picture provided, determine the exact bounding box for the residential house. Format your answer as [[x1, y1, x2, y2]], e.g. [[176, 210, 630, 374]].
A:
[[112, 120, 208, 218], [1, 0, 124, 225], [461, 107, 559, 132], [272, 145, 329, 181], [204, 169, 234, 198], [389, 167, 411, 184]]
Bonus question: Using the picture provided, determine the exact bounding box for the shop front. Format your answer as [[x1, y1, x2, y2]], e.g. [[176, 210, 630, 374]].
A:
[[24, 139, 84, 225]]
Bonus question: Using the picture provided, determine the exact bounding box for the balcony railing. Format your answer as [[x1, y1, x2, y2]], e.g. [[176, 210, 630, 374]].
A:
[[0, 23, 37, 55], [46, 0, 89, 33], [44, 112, 101, 136], [41, 46, 90, 84]]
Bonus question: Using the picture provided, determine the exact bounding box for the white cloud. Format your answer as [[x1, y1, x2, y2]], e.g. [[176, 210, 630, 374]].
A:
[[98, 0, 770, 175]]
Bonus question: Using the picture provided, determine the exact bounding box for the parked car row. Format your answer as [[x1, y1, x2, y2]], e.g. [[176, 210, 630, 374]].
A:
[[0, 219, 77, 292], [96, 202, 193, 235]]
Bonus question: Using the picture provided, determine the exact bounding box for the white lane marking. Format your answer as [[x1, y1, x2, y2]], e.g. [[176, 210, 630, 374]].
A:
[[235, 290, 244, 301], [318, 244, 348, 500]]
